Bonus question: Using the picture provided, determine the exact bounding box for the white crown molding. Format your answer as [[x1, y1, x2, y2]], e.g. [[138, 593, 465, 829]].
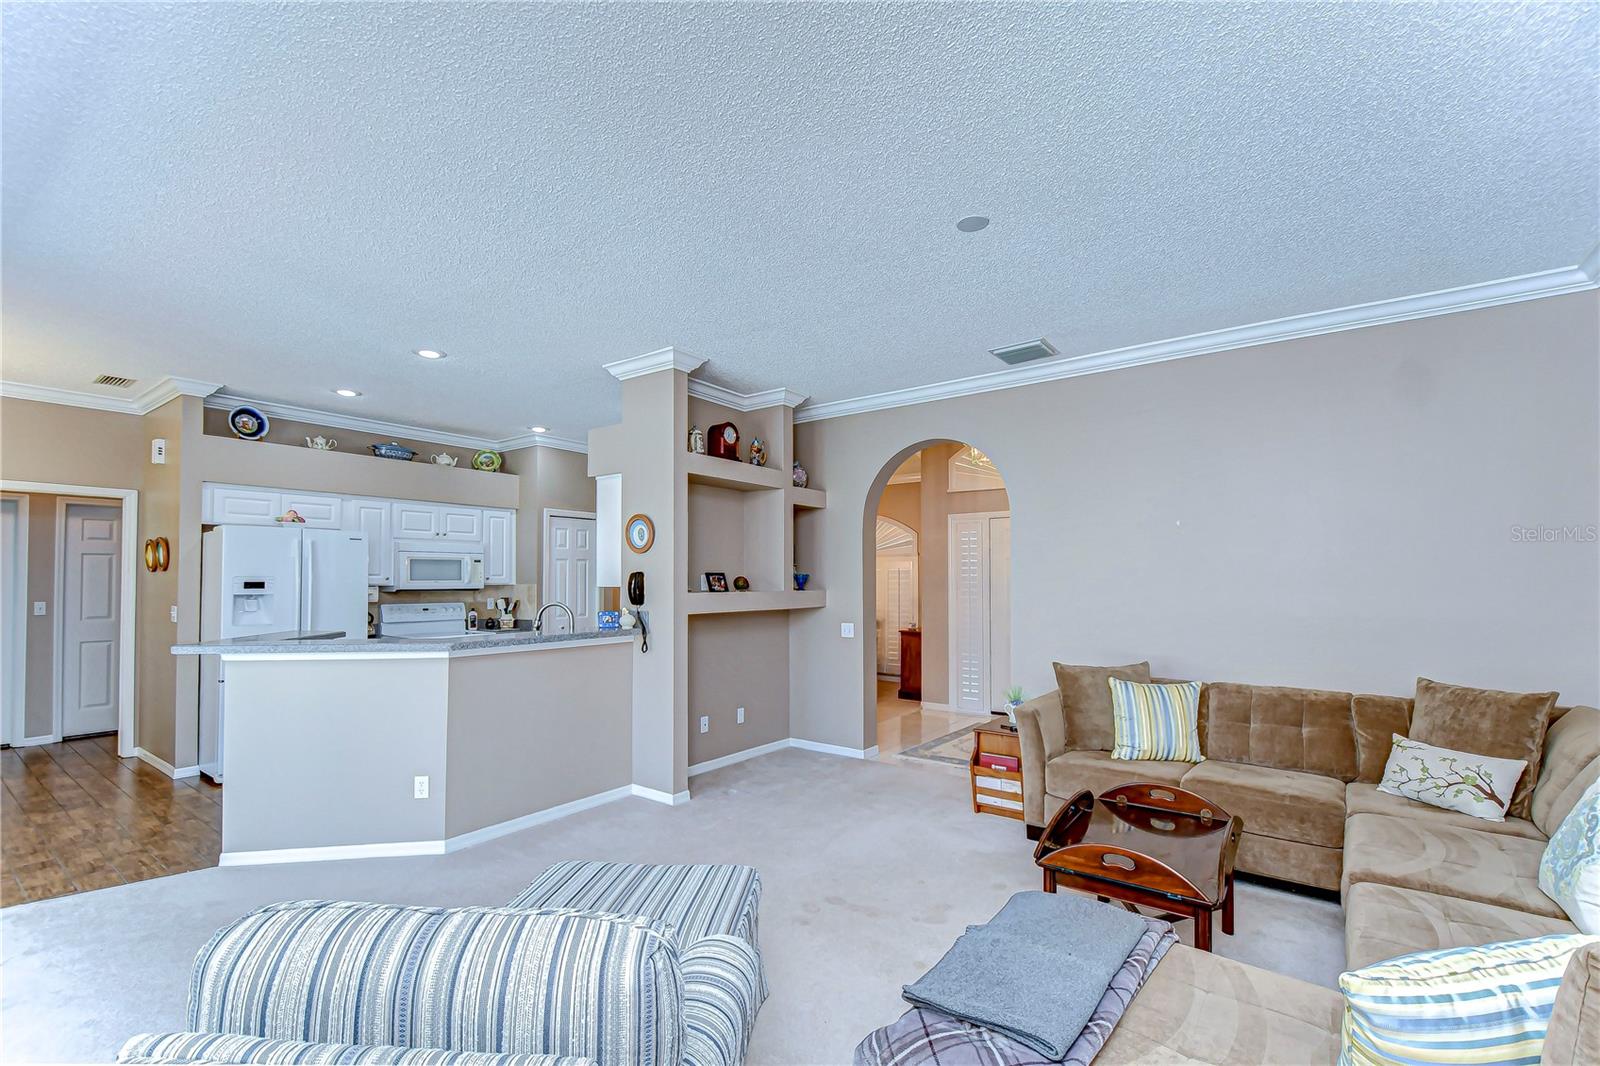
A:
[[794, 254, 1600, 424], [604, 346, 706, 381], [1, 375, 221, 416], [686, 378, 809, 411]]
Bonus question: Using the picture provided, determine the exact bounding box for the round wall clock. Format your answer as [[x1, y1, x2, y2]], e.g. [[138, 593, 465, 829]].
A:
[[626, 514, 655, 553]]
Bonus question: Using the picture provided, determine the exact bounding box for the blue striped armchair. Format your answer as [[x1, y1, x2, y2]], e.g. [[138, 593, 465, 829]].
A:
[[120, 863, 766, 1066]]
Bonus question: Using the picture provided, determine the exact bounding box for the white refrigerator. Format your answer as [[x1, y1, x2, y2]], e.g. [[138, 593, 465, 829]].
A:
[[199, 525, 369, 782]]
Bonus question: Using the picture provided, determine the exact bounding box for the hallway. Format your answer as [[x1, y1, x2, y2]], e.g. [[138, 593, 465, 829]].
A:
[[874, 680, 973, 757]]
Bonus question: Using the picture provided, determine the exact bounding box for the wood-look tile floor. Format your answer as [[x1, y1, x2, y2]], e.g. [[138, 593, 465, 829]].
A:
[[0, 735, 221, 907]]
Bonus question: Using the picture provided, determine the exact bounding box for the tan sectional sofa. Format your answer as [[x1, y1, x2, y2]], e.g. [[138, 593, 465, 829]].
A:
[[1013, 672, 1600, 1061]]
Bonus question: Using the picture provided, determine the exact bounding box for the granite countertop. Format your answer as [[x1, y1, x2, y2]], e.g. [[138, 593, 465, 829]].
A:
[[172, 629, 636, 656]]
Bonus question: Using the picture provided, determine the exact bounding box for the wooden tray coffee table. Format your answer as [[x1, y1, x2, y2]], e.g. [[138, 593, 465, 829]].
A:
[[1032, 782, 1243, 951]]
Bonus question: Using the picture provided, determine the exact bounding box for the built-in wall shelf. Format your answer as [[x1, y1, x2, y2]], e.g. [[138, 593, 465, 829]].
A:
[[683, 453, 788, 492], [786, 486, 826, 509], [684, 589, 826, 615]]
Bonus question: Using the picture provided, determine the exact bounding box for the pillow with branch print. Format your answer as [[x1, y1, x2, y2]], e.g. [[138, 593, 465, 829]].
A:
[[1377, 734, 1528, 822]]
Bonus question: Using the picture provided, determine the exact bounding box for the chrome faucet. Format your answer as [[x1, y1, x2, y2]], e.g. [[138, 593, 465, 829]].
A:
[[534, 601, 575, 635]]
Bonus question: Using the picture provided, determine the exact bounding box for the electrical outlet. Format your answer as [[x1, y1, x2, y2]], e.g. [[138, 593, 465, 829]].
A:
[[699, 716, 710, 734], [32, 601, 45, 616], [413, 775, 430, 799], [170, 605, 179, 623], [841, 622, 855, 639], [736, 706, 745, 724]]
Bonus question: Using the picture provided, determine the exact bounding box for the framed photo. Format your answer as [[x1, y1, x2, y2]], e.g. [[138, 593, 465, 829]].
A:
[[702, 571, 729, 593]]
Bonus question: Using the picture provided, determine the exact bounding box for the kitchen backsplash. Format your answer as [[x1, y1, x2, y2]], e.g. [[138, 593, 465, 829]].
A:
[[375, 583, 536, 626]]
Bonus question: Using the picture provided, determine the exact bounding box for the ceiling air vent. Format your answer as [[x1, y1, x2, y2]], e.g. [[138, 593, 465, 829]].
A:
[[989, 338, 1060, 366], [92, 374, 138, 389]]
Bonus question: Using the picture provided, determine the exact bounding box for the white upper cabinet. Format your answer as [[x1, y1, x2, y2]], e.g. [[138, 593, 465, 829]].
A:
[[393, 502, 440, 540], [278, 491, 342, 528], [204, 484, 516, 587], [393, 502, 483, 542], [483, 508, 515, 585], [204, 485, 282, 525], [437, 506, 483, 543], [343, 497, 394, 586]]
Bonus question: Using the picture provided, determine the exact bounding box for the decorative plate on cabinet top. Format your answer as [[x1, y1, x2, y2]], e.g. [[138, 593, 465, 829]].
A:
[[471, 449, 503, 472], [227, 405, 269, 440]]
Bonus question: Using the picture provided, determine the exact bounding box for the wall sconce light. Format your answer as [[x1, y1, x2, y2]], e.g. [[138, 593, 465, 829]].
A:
[[143, 537, 170, 572]]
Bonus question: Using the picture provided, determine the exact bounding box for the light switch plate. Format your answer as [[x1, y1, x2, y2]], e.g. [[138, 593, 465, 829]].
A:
[[32, 601, 45, 616], [699, 716, 709, 734], [841, 622, 855, 639], [170, 605, 179, 623], [150, 437, 167, 464], [736, 706, 745, 724]]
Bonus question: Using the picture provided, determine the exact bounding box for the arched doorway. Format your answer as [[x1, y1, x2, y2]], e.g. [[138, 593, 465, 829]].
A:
[[866, 442, 1012, 757]]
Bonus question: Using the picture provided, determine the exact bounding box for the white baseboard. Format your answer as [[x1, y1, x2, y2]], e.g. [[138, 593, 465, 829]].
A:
[[9, 733, 60, 748], [445, 785, 634, 852], [630, 784, 691, 806], [220, 839, 447, 866], [135, 747, 200, 779], [222, 784, 641, 866], [790, 737, 879, 760], [687, 738, 793, 777]]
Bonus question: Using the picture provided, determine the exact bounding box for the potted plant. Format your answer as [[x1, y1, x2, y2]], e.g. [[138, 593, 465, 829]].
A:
[[1003, 686, 1025, 730]]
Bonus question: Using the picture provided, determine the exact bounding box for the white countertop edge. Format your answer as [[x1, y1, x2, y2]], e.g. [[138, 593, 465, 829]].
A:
[[214, 634, 635, 661]]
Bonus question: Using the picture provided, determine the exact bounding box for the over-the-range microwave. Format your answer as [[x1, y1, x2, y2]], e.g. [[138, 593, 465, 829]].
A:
[[387, 545, 485, 590]]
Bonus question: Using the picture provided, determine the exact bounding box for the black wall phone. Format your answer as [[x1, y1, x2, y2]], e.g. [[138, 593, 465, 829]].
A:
[[628, 571, 649, 653]]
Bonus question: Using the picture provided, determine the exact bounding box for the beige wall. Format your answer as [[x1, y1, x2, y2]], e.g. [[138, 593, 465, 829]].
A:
[[506, 445, 597, 603], [189, 432, 519, 510], [15, 493, 57, 737], [1, 397, 147, 487], [1, 398, 184, 758], [445, 641, 632, 836], [589, 369, 691, 795], [221, 656, 451, 853], [793, 291, 1600, 750], [688, 613, 790, 765], [876, 482, 921, 533]]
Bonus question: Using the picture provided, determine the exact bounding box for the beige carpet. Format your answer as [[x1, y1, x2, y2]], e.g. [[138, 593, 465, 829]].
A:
[[0, 748, 1344, 1064]]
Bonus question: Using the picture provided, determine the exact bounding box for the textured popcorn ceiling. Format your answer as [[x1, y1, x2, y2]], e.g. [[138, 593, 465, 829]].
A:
[[3, 2, 1596, 438]]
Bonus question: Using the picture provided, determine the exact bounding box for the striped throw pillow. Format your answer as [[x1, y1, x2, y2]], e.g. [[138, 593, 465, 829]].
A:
[[1107, 678, 1203, 763], [1339, 933, 1600, 1066]]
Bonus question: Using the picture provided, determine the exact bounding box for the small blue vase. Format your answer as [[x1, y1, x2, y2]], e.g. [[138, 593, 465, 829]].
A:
[[793, 572, 810, 591]]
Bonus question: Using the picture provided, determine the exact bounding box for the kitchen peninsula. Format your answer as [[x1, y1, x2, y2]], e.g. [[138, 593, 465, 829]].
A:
[[173, 628, 635, 864]]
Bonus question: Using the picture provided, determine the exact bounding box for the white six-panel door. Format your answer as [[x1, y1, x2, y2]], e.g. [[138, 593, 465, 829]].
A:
[[60, 502, 121, 737], [948, 512, 1011, 714], [543, 512, 597, 633]]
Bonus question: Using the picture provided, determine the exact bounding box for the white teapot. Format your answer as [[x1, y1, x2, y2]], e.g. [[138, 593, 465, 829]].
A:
[[305, 435, 337, 451], [430, 452, 458, 466]]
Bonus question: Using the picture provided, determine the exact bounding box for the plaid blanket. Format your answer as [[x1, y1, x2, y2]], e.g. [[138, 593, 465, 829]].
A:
[[853, 918, 1177, 1065]]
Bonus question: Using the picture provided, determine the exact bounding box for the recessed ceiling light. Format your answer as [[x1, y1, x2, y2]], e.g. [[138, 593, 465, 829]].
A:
[[956, 215, 990, 232], [528, 426, 549, 434], [414, 349, 447, 360], [333, 388, 362, 398]]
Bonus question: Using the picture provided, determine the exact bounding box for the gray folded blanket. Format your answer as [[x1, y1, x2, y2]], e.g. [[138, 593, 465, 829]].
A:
[[900, 892, 1152, 1059], [856, 919, 1177, 1066]]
